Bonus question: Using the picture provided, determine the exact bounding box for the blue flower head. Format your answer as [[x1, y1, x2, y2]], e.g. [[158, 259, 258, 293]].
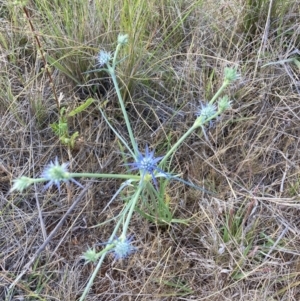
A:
[[41, 157, 83, 191], [196, 103, 217, 121], [128, 145, 164, 188], [193, 102, 218, 128], [111, 236, 136, 259], [97, 50, 111, 67]]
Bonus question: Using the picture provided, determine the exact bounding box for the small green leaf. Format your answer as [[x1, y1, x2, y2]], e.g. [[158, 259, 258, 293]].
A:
[[170, 218, 189, 225], [60, 136, 70, 145], [292, 58, 300, 69], [69, 132, 79, 148], [68, 98, 94, 117]]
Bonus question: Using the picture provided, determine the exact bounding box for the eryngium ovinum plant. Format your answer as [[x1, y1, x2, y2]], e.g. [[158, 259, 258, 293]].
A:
[[11, 34, 239, 300]]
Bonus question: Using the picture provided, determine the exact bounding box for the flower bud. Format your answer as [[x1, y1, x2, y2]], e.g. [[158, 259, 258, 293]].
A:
[[97, 50, 111, 67], [117, 34, 129, 45], [81, 247, 99, 264], [10, 176, 33, 192], [218, 95, 232, 112], [224, 67, 240, 83]]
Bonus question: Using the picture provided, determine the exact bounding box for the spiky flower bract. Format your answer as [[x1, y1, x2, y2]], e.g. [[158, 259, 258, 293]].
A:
[[41, 157, 82, 191], [127, 145, 164, 187], [197, 103, 217, 121], [81, 247, 99, 264], [193, 103, 218, 128], [218, 95, 232, 112], [111, 236, 136, 259], [224, 67, 240, 83], [10, 176, 33, 192], [97, 50, 111, 67]]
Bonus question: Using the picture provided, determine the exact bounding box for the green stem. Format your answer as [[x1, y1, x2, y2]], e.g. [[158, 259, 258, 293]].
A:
[[79, 186, 142, 301], [159, 125, 196, 167], [121, 185, 143, 237], [99, 106, 135, 158], [159, 109, 222, 168], [209, 81, 229, 105], [112, 43, 122, 69], [79, 215, 124, 301], [159, 79, 229, 167], [69, 173, 140, 180], [79, 247, 104, 301], [108, 65, 138, 156]]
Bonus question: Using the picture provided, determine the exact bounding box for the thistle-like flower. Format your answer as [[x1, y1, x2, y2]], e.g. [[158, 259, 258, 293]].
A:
[[127, 145, 164, 187], [111, 236, 136, 259], [193, 103, 218, 128], [97, 50, 111, 67], [197, 103, 217, 121], [41, 157, 83, 191]]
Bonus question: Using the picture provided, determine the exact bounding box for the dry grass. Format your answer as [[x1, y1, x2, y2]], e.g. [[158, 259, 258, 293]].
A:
[[1, 0, 300, 300]]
